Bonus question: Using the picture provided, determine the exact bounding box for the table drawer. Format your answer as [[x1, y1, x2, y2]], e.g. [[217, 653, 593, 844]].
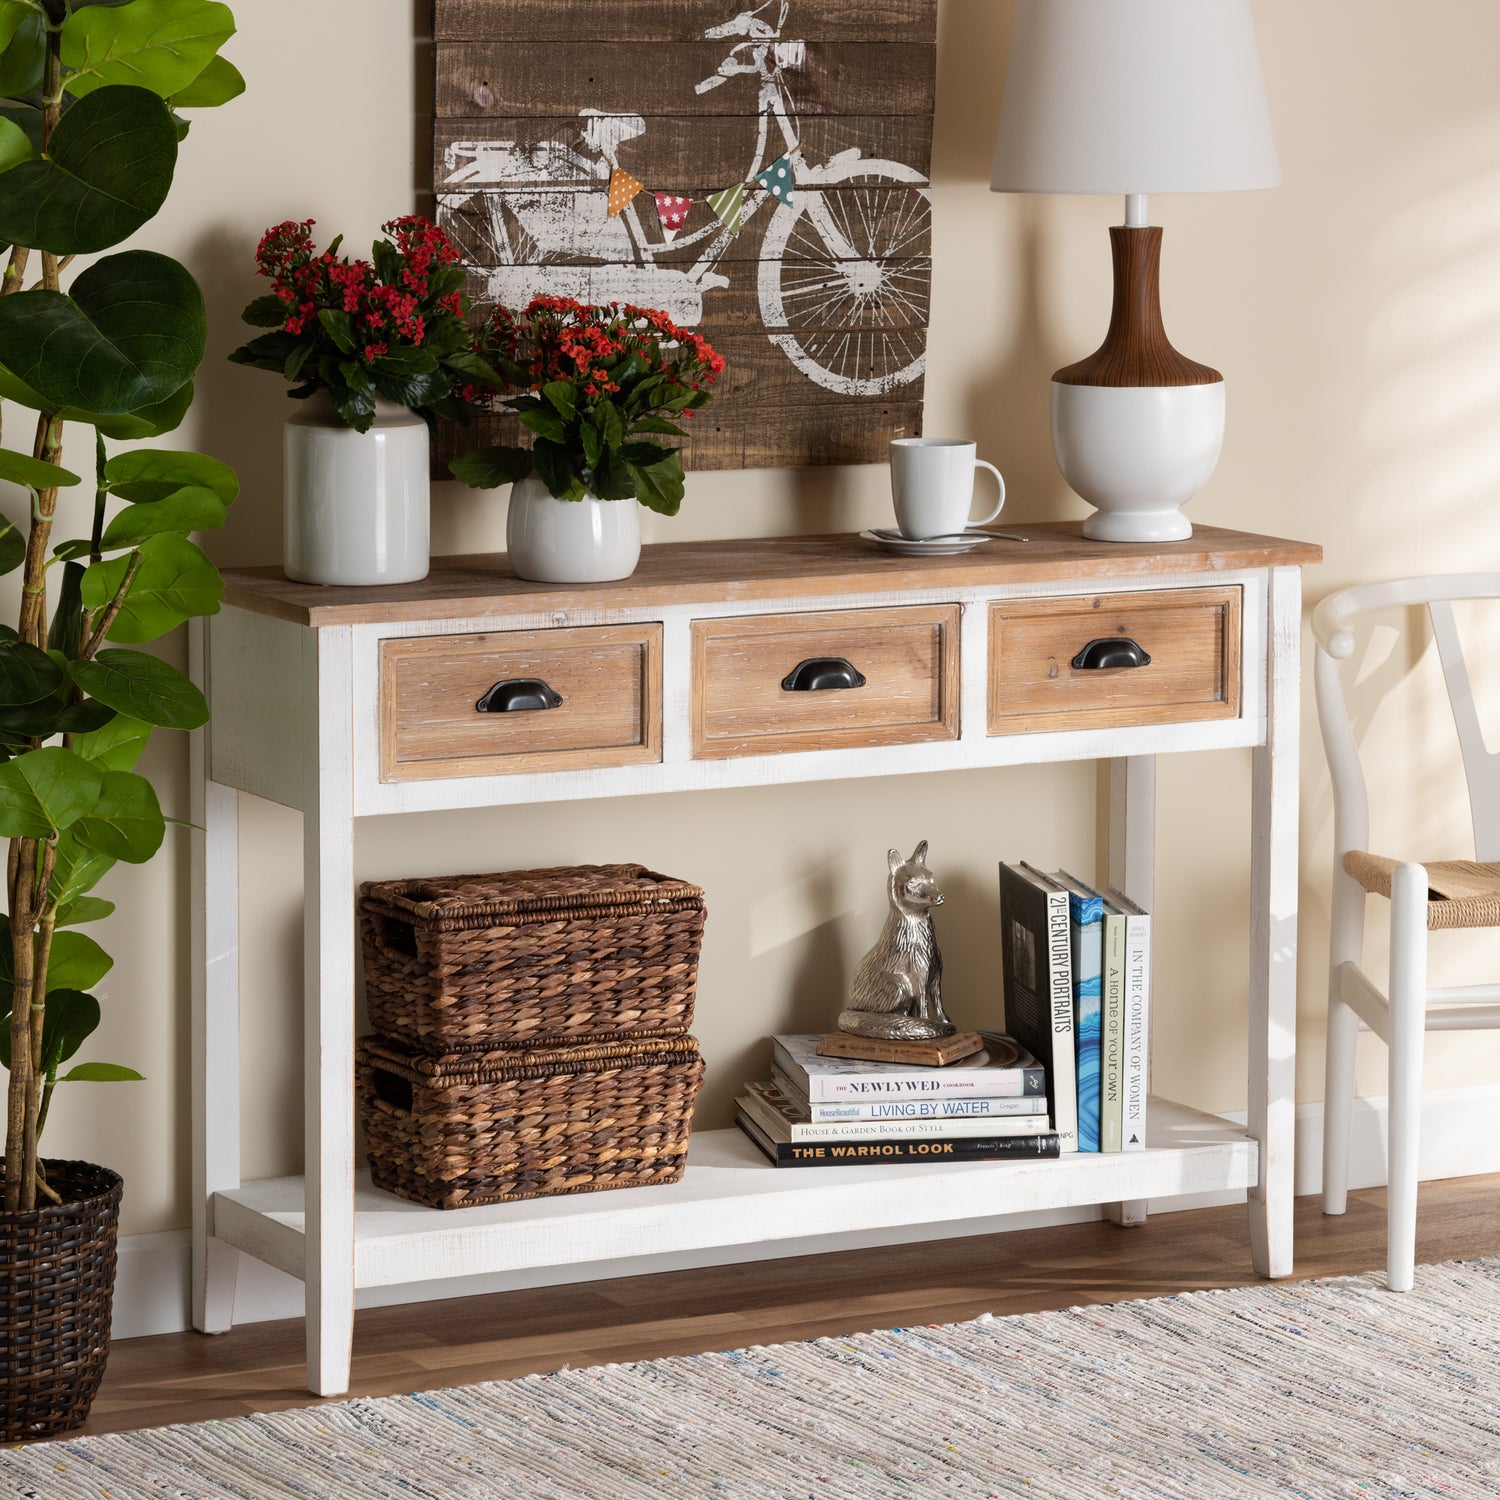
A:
[[691, 605, 960, 759], [988, 586, 1242, 735], [380, 624, 662, 781]]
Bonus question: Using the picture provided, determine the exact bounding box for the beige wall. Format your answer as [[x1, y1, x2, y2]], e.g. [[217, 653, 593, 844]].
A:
[[24, 0, 1500, 1237]]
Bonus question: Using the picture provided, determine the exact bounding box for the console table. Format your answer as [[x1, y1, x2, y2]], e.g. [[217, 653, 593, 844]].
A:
[[192, 523, 1320, 1396]]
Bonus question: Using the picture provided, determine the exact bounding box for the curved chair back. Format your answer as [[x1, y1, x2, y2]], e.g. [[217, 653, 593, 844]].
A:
[[1313, 575, 1500, 865]]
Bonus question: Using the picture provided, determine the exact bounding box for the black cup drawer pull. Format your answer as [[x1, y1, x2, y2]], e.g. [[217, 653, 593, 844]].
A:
[[475, 677, 563, 713], [781, 657, 868, 692], [1071, 637, 1152, 671]]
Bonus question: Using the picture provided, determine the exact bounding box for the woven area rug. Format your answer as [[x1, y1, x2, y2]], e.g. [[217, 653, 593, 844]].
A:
[[6, 1257, 1500, 1500]]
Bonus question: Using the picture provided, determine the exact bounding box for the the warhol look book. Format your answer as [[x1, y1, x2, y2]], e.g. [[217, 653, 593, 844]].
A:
[[771, 1033, 1046, 1103], [736, 1109, 1062, 1168], [739, 1080, 1053, 1144], [999, 863, 1078, 1153]]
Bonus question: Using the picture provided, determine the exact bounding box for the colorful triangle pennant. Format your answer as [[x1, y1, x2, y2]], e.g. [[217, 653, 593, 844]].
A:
[[753, 152, 796, 207], [706, 182, 746, 235], [607, 167, 645, 217], [653, 192, 693, 242]]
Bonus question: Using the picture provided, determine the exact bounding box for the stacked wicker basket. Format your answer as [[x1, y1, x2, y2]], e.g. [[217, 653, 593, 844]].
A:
[[356, 865, 707, 1210]]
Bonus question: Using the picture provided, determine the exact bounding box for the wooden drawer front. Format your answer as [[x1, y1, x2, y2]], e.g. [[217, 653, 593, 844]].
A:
[[380, 625, 662, 781], [692, 606, 960, 759], [988, 587, 1242, 736]]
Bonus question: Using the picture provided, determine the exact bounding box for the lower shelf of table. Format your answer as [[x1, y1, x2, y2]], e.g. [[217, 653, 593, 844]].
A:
[[212, 1096, 1256, 1292]]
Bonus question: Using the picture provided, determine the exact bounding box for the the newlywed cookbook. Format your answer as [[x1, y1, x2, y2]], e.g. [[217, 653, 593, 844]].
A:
[[771, 1034, 1046, 1102]]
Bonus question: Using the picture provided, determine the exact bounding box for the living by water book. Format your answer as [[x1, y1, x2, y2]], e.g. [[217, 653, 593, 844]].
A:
[[771, 1033, 1046, 1103], [736, 1109, 1062, 1168], [769, 1065, 1048, 1122], [740, 1081, 1053, 1143], [1052, 871, 1104, 1153], [1000, 863, 1078, 1153]]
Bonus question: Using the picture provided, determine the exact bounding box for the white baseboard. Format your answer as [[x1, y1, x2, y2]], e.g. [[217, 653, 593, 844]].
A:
[[111, 1083, 1500, 1342]]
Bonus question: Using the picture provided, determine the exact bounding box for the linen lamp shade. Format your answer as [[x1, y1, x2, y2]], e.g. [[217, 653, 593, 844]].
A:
[[990, 0, 1281, 541]]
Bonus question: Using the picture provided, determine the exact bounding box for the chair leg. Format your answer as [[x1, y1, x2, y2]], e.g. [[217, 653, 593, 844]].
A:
[[1322, 871, 1365, 1216], [1386, 862, 1428, 1293]]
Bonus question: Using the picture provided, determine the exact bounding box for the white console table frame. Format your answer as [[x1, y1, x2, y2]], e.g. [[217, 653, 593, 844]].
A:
[[191, 525, 1315, 1396]]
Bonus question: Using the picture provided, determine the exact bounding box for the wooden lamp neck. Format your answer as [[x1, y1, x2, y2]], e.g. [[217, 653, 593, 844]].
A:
[[1053, 219, 1223, 390]]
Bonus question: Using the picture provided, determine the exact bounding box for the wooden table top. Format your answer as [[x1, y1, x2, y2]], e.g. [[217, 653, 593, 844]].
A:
[[220, 523, 1322, 628]]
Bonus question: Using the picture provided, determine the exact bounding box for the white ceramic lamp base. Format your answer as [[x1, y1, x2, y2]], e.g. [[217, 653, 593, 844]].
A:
[[1051, 380, 1225, 544]]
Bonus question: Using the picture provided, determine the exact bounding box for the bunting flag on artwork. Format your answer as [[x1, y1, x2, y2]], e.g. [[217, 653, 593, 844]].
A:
[[607, 166, 645, 217], [653, 192, 693, 242], [706, 181, 746, 234], [753, 153, 796, 207]]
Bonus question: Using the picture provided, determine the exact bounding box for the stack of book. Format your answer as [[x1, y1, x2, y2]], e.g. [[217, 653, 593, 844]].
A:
[[998, 863, 1152, 1157], [736, 1033, 1060, 1167]]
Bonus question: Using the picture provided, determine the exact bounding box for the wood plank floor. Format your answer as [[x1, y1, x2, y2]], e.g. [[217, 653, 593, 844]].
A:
[[83, 1177, 1500, 1437]]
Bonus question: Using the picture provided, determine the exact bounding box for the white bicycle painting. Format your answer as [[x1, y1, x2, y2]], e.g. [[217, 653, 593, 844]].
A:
[[436, 1, 930, 398]]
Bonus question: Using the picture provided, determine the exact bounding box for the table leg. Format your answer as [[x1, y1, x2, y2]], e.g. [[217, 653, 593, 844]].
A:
[[191, 620, 241, 1332], [1248, 566, 1301, 1279], [303, 626, 357, 1395], [1105, 754, 1155, 1228]]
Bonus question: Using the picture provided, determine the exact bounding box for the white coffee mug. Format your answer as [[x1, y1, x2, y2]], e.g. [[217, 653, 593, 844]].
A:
[[890, 438, 1006, 540]]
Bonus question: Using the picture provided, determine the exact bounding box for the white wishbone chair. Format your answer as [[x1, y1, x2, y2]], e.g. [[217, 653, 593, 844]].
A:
[[1315, 574, 1500, 1290]]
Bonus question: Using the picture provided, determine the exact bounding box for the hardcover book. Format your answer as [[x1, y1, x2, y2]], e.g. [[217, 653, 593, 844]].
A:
[[1054, 871, 1103, 1153], [770, 1065, 1048, 1122], [736, 1110, 1062, 1168], [1100, 899, 1127, 1153], [740, 1081, 1052, 1143], [999, 863, 1078, 1153], [771, 1033, 1046, 1102], [1105, 886, 1152, 1152]]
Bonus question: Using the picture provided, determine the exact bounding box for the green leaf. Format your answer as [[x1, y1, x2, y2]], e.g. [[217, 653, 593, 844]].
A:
[[0, 640, 66, 705], [0, 252, 204, 414], [59, 1061, 143, 1082], [48, 559, 85, 660], [0, 696, 115, 738], [531, 439, 579, 500], [0, 449, 81, 490], [100, 486, 227, 549], [55, 895, 114, 927], [81, 532, 222, 642], [0, 3, 31, 56], [63, 0, 236, 101], [541, 381, 577, 419], [49, 830, 116, 906], [449, 445, 531, 490], [0, 10, 44, 98], [619, 441, 672, 468], [580, 421, 600, 470], [369, 363, 448, 412], [0, 516, 23, 577], [597, 400, 624, 451], [0, 113, 31, 174], [518, 406, 567, 444], [630, 416, 688, 438], [0, 85, 178, 256], [68, 649, 207, 729], [318, 307, 355, 354], [591, 445, 637, 501], [631, 453, 685, 518], [328, 381, 375, 433], [40, 990, 99, 1073], [71, 769, 164, 863], [171, 53, 244, 109], [71, 711, 149, 770], [102, 447, 237, 504], [239, 292, 286, 329], [91, 380, 194, 441], [0, 745, 103, 838]]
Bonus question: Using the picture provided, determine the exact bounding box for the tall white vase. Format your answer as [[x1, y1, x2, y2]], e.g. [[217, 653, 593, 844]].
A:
[[284, 393, 430, 585], [506, 473, 642, 583]]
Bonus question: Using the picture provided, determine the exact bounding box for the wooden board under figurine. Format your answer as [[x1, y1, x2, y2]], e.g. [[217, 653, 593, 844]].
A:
[[816, 1029, 986, 1068], [429, 0, 936, 474]]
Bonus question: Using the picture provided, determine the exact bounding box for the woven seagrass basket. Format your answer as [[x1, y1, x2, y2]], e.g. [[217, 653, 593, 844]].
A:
[[358, 1033, 705, 1209], [0, 1160, 122, 1442], [359, 865, 706, 1054]]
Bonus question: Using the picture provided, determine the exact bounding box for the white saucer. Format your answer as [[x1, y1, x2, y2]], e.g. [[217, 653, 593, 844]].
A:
[[860, 528, 995, 556]]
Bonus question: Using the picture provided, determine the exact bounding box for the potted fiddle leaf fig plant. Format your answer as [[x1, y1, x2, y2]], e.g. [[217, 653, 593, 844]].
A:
[[0, 0, 243, 1442]]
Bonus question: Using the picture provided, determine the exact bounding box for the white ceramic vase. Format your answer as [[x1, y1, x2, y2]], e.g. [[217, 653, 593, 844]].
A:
[[1050, 381, 1226, 544], [283, 393, 430, 585], [506, 473, 642, 583]]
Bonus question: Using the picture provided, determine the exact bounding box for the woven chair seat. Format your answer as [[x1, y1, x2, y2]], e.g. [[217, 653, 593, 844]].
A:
[[1343, 852, 1500, 930]]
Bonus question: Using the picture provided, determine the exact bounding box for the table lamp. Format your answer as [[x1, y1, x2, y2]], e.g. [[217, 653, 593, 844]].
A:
[[990, 0, 1279, 542]]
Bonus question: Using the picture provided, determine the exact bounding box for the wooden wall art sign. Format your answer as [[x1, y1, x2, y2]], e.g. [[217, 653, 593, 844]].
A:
[[432, 0, 937, 473]]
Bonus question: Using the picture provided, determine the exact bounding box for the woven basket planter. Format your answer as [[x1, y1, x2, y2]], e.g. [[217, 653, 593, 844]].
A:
[[359, 864, 706, 1054], [0, 1159, 122, 1442], [358, 1033, 704, 1209]]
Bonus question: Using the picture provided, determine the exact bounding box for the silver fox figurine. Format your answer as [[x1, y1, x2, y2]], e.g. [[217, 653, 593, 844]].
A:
[[838, 840, 956, 1041]]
